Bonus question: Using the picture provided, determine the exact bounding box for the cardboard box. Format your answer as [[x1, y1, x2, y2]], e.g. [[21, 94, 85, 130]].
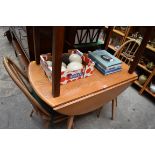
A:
[[40, 49, 95, 84]]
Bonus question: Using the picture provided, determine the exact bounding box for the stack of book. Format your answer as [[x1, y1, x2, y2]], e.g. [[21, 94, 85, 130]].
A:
[[88, 50, 122, 75]]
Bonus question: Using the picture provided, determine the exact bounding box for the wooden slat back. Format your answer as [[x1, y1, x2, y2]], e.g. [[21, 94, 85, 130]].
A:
[[3, 57, 50, 116], [74, 27, 102, 45], [114, 39, 140, 66]]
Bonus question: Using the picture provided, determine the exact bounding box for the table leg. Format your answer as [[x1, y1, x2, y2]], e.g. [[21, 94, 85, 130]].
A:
[[67, 116, 74, 129], [96, 107, 103, 118], [116, 98, 118, 107], [112, 99, 116, 120]]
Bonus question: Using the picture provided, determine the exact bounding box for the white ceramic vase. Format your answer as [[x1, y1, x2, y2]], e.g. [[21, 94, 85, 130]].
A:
[[67, 62, 83, 71], [150, 83, 155, 93], [69, 54, 82, 63]]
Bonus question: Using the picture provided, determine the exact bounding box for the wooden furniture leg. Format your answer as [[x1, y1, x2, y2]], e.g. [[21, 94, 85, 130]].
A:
[[104, 26, 113, 50], [97, 97, 117, 118], [96, 107, 103, 118], [43, 120, 50, 129], [67, 116, 74, 129], [33, 27, 41, 65], [72, 122, 75, 129], [115, 98, 117, 107], [52, 27, 65, 97], [26, 27, 35, 61], [112, 99, 116, 120], [53, 115, 68, 124], [30, 109, 34, 117]]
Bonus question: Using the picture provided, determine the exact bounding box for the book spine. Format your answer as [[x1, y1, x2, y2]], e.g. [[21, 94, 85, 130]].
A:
[[95, 63, 106, 74], [104, 67, 121, 73], [88, 54, 121, 70], [104, 69, 121, 75], [95, 63, 121, 75]]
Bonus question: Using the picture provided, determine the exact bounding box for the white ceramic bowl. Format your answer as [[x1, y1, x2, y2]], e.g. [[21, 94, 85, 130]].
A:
[[62, 62, 67, 68], [67, 62, 83, 71], [46, 61, 52, 66], [61, 66, 67, 72], [69, 54, 82, 63]]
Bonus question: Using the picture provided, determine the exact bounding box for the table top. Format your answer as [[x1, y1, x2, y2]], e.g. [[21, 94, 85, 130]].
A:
[[28, 61, 137, 109]]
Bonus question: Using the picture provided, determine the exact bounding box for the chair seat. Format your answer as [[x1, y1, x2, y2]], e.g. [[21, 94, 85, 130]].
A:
[[31, 90, 54, 115]]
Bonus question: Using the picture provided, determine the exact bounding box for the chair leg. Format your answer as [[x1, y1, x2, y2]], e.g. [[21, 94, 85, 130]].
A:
[[67, 116, 74, 129], [43, 120, 50, 129], [53, 116, 68, 124], [96, 107, 103, 118], [72, 122, 75, 129], [30, 109, 34, 117], [112, 99, 116, 120]]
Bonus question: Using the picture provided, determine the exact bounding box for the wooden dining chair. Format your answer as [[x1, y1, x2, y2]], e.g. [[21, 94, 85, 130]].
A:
[[97, 39, 140, 120], [64, 26, 104, 52], [3, 57, 67, 128]]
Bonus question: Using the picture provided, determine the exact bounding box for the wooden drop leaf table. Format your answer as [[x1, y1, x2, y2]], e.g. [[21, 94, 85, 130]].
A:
[[28, 61, 137, 128]]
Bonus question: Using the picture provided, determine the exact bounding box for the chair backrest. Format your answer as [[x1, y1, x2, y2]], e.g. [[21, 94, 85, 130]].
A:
[[74, 26, 102, 45], [114, 39, 140, 66], [3, 57, 50, 117], [64, 26, 103, 52]]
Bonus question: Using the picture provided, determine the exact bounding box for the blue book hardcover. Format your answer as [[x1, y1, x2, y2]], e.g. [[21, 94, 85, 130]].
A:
[[89, 53, 121, 71], [88, 50, 122, 69], [95, 63, 121, 75]]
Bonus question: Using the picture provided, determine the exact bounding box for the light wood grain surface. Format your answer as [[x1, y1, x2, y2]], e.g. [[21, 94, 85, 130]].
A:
[[28, 61, 137, 110]]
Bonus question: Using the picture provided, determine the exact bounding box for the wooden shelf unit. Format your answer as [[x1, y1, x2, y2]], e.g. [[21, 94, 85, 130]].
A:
[[146, 44, 155, 53], [108, 44, 117, 52], [119, 53, 152, 74], [113, 29, 125, 37], [145, 87, 155, 97], [107, 27, 155, 98], [135, 59, 155, 98], [127, 37, 155, 53], [108, 27, 131, 52], [139, 67, 155, 97], [137, 63, 152, 74], [134, 80, 155, 97], [126, 36, 155, 98], [123, 53, 155, 98], [134, 80, 143, 88]]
